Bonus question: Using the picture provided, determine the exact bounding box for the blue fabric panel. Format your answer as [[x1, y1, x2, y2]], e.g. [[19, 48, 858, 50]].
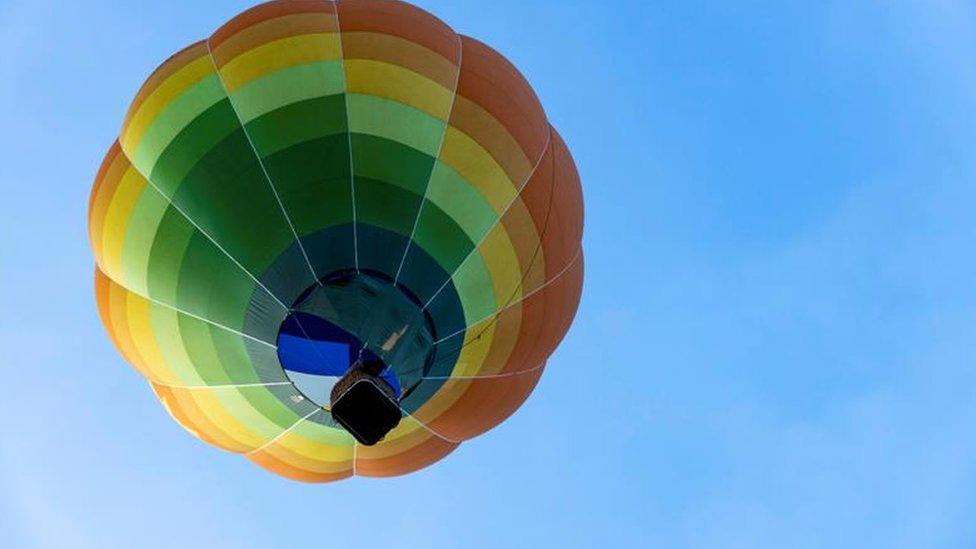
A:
[[278, 333, 351, 376], [277, 312, 403, 397]]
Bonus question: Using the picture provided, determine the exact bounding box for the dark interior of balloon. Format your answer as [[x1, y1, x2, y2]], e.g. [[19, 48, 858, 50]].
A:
[[276, 271, 435, 444]]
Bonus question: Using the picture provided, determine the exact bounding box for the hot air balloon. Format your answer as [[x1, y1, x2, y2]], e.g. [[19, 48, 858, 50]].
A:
[[88, 0, 583, 482]]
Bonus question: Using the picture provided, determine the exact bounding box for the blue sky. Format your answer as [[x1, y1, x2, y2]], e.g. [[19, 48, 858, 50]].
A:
[[2, 1, 976, 547]]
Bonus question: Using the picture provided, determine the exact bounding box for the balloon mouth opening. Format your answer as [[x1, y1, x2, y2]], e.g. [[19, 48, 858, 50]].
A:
[[275, 270, 435, 430]]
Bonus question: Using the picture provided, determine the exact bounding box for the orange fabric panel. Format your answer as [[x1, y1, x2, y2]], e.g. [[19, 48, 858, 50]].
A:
[[249, 450, 353, 483], [336, 0, 458, 63], [456, 37, 548, 166], [427, 366, 545, 442], [210, 0, 337, 52], [356, 425, 458, 477]]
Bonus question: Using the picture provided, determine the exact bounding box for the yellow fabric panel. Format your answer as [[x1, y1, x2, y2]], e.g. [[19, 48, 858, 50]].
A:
[[157, 386, 255, 453], [89, 149, 129, 262], [451, 320, 500, 378], [260, 425, 353, 470], [354, 417, 432, 459], [439, 126, 517, 213], [120, 55, 215, 154], [451, 94, 533, 185], [218, 34, 341, 92], [147, 306, 207, 386], [206, 389, 296, 443], [212, 12, 339, 66], [341, 31, 458, 90], [99, 167, 149, 285], [155, 386, 209, 444], [345, 59, 453, 121], [254, 439, 353, 474], [98, 274, 155, 381], [478, 226, 526, 306]]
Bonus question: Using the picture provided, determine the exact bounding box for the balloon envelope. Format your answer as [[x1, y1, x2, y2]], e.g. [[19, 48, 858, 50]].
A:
[[89, 0, 583, 482]]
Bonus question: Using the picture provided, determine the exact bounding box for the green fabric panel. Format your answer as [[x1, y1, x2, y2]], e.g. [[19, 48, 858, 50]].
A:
[[168, 122, 298, 274], [422, 286, 467, 341], [299, 224, 356, 279], [290, 415, 354, 445], [395, 205, 473, 306], [354, 178, 422, 277], [351, 133, 434, 196], [176, 233, 279, 338], [262, 384, 342, 430], [132, 75, 225, 173], [246, 95, 352, 245], [350, 133, 438, 277], [208, 326, 270, 383], [399, 343, 459, 413], [354, 177, 422, 237], [120, 185, 170, 295], [246, 95, 348, 157], [178, 314, 237, 385], [231, 61, 346, 123], [149, 305, 205, 385], [210, 387, 298, 439], [446, 250, 496, 324], [139, 200, 282, 340], [239, 341, 292, 387], [244, 95, 355, 281], [408, 196, 475, 280], [262, 134, 353, 236], [347, 94, 445, 157], [145, 207, 194, 307], [124, 185, 282, 342], [235, 386, 313, 431], [424, 160, 498, 241], [148, 100, 240, 197]]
